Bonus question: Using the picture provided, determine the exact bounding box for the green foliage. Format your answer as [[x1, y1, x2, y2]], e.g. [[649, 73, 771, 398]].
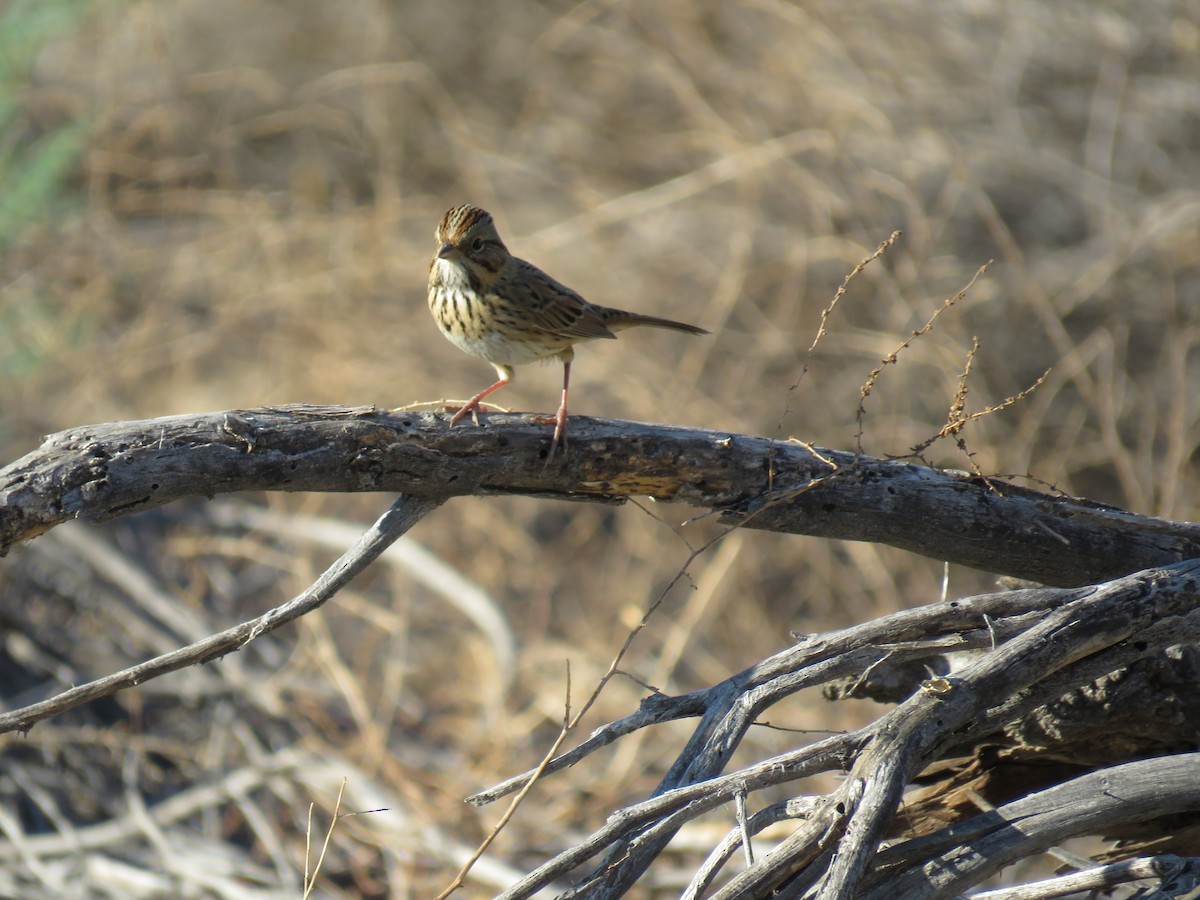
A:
[[0, 0, 91, 248], [0, 0, 93, 406], [0, 285, 89, 382]]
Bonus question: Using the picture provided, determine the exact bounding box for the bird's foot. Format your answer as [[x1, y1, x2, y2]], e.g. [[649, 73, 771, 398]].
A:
[[447, 401, 483, 427], [445, 400, 508, 427], [534, 406, 570, 464]]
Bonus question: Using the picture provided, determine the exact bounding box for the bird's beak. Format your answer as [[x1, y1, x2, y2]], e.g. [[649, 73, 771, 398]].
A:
[[437, 242, 457, 259]]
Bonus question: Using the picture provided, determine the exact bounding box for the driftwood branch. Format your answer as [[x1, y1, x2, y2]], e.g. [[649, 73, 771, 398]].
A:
[[0, 494, 442, 734], [4, 407, 1199, 896], [862, 755, 1200, 898], [971, 855, 1200, 899], [481, 561, 1200, 897], [5, 405, 1200, 586]]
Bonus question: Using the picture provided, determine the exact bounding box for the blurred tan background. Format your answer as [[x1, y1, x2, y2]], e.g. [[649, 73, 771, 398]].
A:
[[1, 0, 1199, 895]]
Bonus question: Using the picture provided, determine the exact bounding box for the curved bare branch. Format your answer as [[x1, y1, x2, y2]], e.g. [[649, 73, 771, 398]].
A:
[[5, 405, 1200, 586]]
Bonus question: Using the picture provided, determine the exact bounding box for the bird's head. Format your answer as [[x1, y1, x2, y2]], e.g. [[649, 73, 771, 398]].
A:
[[432, 205, 511, 289]]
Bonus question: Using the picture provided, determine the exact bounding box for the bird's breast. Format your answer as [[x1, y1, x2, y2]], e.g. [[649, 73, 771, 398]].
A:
[[430, 285, 569, 366]]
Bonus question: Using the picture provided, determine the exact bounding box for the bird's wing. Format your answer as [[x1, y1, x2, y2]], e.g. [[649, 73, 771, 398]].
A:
[[508, 259, 617, 340]]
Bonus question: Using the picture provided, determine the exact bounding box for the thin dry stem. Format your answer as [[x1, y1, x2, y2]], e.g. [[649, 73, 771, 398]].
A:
[[856, 261, 991, 452], [302, 778, 347, 899]]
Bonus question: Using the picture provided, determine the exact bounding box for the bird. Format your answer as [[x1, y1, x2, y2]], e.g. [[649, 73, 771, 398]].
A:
[[427, 204, 709, 461]]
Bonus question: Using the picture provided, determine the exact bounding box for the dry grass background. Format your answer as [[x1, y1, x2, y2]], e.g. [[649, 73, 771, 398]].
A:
[[1, 0, 1199, 896]]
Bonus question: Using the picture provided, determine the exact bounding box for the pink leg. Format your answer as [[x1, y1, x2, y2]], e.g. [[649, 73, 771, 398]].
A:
[[546, 360, 571, 462], [449, 369, 511, 427]]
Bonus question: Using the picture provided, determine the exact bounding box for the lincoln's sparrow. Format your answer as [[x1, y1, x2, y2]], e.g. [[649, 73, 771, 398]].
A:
[[428, 204, 709, 460]]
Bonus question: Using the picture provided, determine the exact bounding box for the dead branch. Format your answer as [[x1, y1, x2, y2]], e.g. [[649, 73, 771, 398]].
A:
[[969, 855, 1200, 900], [4, 408, 1200, 897], [5, 405, 1200, 587], [483, 562, 1200, 898], [862, 757, 1200, 899], [0, 494, 442, 734]]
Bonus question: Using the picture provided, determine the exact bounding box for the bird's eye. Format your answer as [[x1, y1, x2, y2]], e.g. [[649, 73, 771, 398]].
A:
[[471, 237, 485, 252]]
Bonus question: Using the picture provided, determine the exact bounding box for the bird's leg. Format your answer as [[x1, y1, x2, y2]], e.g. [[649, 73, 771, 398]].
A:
[[546, 358, 571, 462], [448, 366, 512, 426]]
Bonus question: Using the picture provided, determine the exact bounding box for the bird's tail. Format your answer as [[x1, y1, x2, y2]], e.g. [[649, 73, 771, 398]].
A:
[[604, 310, 710, 336]]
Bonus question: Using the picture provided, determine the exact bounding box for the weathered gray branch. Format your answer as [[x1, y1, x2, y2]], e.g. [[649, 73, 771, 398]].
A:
[[862, 756, 1200, 899], [4, 405, 1200, 586], [486, 562, 1200, 898], [5, 407, 1200, 896], [970, 855, 1200, 900], [0, 494, 442, 735]]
